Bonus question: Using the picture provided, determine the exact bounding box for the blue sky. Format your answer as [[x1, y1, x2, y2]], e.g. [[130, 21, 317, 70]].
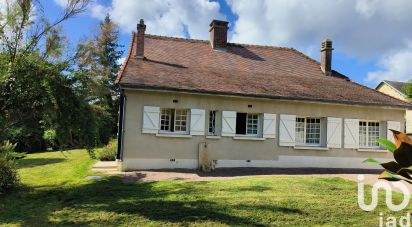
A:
[[47, 0, 412, 88]]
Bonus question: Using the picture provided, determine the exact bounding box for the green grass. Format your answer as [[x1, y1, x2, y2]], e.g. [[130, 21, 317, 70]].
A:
[[0, 150, 410, 226]]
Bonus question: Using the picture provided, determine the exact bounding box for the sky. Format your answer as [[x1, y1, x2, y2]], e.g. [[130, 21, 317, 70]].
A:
[[45, 0, 412, 88]]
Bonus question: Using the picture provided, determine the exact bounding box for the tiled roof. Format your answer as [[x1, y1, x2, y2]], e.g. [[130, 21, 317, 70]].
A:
[[383, 80, 410, 95], [118, 33, 412, 109]]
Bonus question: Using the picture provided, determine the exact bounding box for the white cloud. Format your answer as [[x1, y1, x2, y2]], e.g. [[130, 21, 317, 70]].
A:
[[53, 0, 67, 8], [90, 0, 225, 39], [366, 44, 412, 83], [227, 0, 412, 83]]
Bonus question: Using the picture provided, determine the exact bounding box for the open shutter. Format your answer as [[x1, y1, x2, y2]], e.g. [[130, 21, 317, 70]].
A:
[[263, 113, 277, 138], [279, 114, 296, 146], [387, 121, 401, 144], [222, 111, 236, 136], [190, 109, 206, 135], [327, 117, 342, 148], [142, 106, 160, 134], [344, 119, 359, 149]]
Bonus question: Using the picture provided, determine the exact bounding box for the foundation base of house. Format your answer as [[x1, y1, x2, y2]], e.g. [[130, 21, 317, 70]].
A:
[[120, 155, 391, 171]]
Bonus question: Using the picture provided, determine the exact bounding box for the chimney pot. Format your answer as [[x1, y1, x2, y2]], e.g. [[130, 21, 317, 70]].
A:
[[136, 19, 146, 59], [320, 38, 333, 76], [209, 19, 228, 49]]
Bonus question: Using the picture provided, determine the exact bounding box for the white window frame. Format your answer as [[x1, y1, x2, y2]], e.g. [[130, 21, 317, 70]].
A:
[[246, 113, 259, 136], [295, 117, 322, 147], [235, 113, 262, 137], [159, 108, 190, 135], [359, 120, 380, 149], [208, 110, 218, 136]]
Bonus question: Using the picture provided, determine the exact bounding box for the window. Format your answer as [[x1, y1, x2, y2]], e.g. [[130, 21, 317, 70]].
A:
[[208, 110, 217, 135], [159, 108, 189, 134], [359, 121, 380, 148], [296, 117, 322, 146], [236, 113, 261, 136]]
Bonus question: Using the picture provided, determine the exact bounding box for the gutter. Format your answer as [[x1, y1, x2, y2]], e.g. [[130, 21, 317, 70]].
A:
[[120, 84, 412, 110], [116, 88, 126, 161]]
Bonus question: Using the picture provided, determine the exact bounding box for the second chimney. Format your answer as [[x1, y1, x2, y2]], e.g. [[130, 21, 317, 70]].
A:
[[136, 19, 146, 59], [209, 20, 228, 49], [320, 38, 333, 76]]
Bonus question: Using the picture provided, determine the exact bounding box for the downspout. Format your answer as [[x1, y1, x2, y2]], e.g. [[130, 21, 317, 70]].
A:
[[116, 87, 126, 161]]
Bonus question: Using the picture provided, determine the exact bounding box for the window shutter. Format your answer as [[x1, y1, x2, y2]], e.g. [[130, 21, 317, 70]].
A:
[[327, 117, 342, 148], [344, 119, 359, 149], [222, 111, 236, 137], [387, 121, 401, 144], [190, 109, 206, 135], [142, 106, 160, 134], [279, 114, 296, 146], [263, 113, 277, 138]]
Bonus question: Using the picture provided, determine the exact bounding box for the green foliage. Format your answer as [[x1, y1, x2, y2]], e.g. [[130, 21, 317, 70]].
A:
[[43, 129, 58, 150], [402, 83, 412, 99], [94, 139, 117, 161], [0, 141, 19, 193], [95, 145, 116, 161], [377, 138, 396, 152], [0, 159, 19, 193]]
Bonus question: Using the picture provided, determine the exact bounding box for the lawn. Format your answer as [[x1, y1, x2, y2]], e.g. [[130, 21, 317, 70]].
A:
[[0, 150, 409, 226]]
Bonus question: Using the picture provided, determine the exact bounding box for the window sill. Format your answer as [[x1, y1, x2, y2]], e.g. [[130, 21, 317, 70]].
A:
[[156, 133, 192, 138], [233, 137, 266, 141], [357, 148, 388, 153], [294, 146, 329, 151], [206, 136, 221, 139]]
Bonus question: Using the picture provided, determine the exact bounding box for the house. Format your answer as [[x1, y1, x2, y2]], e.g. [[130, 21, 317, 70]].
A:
[[376, 80, 412, 134], [116, 19, 411, 171]]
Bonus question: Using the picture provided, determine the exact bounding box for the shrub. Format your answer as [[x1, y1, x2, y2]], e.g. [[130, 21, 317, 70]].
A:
[[0, 159, 19, 193], [0, 141, 19, 193], [43, 129, 59, 150], [95, 142, 117, 161]]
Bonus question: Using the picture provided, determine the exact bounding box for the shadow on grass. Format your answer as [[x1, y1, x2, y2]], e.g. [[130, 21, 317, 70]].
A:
[[0, 176, 304, 226], [17, 158, 65, 168]]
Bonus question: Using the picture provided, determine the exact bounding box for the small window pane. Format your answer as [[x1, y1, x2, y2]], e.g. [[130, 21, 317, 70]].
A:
[[359, 121, 380, 148], [174, 109, 188, 132], [246, 114, 259, 135], [208, 111, 217, 135], [296, 118, 305, 144], [160, 109, 172, 131]]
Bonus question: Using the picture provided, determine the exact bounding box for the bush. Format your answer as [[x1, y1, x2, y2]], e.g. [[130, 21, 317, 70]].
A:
[[43, 129, 59, 150], [0, 141, 19, 193], [95, 142, 117, 161], [0, 159, 19, 193]]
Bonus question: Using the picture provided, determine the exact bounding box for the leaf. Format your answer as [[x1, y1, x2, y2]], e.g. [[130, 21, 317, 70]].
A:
[[393, 142, 412, 167], [363, 158, 380, 164], [379, 171, 402, 181], [381, 161, 412, 179], [390, 129, 412, 148], [377, 138, 396, 152]]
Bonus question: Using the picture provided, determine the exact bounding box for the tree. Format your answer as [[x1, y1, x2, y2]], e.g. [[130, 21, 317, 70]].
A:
[[76, 14, 123, 134], [0, 0, 99, 152]]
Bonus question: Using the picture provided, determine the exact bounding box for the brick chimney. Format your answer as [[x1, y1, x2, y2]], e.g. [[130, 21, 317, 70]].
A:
[[320, 38, 333, 76], [209, 19, 228, 49], [136, 19, 146, 59]]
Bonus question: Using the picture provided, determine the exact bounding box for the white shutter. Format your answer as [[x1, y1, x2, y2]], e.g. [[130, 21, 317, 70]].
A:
[[387, 121, 401, 144], [279, 114, 296, 146], [222, 111, 236, 137], [190, 109, 206, 136], [344, 119, 359, 149], [327, 117, 342, 148], [406, 111, 412, 134], [142, 106, 160, 134], [263, 113, 277, 138]]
